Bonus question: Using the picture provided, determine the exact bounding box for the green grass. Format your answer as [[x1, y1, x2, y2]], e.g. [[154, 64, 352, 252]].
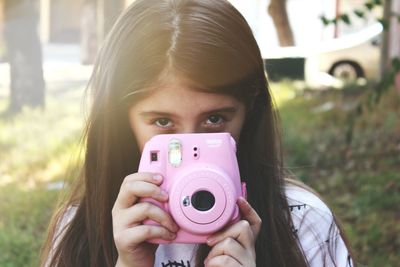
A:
[[0, 83, 85, 267], [0, 80, 399, 266], [0, 186, 60, 267], [275, 83, 400, 266]]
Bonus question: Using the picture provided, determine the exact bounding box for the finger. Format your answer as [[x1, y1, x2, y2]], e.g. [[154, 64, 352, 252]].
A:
[[115, 202, 179, 233], [122, 172, 164, 185], [237, 197, 262, 237], [205, 237, 247, 265], [113, 177, 167, 210], [207, 220, 254, 248], [204, 255, 241, 267], [114, 225, 176, 250]]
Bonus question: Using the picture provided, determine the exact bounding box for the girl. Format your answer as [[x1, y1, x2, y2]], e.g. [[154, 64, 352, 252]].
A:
[[41, 0, 355, 266]]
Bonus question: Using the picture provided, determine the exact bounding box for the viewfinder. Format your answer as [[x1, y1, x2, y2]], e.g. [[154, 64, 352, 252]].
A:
[[150, 151, 158, 162]]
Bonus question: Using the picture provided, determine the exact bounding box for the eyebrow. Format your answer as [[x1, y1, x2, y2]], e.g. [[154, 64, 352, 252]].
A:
[[139, 107, 238, 118]]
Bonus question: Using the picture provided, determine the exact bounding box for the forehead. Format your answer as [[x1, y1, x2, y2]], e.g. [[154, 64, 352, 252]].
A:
[[133, 79, 242, 112]]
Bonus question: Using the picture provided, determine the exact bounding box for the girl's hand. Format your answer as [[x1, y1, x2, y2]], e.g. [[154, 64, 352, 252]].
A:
[[112, 173, 179, 267], [204, 197, 261, 267]]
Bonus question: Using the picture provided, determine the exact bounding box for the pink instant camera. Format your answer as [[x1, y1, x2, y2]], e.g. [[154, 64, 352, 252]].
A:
[[138, 132, 246, 244]]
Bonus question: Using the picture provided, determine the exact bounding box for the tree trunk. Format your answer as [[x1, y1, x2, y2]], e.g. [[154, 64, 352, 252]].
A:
[[96, 0, 125, 43], [3, 0, 45, 114], [81, 0, 97, 64], [380, 0, 391, 80], [81, 0, 125, 64], [391, 0, 400, 91], [268, 0, 295, 47]]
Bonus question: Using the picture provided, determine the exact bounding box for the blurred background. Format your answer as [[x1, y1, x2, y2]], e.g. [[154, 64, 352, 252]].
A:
[[0, 0, 399, 266]]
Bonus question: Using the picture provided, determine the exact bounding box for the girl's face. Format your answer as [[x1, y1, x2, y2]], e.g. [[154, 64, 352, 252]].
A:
[[129, 77, 246, 152]]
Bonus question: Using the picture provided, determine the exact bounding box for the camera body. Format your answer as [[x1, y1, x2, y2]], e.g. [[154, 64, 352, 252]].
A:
[[138, 132, 246, 244]]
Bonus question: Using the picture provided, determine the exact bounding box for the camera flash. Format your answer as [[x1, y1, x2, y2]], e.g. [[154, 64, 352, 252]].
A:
[[168, 138, 182, 167]]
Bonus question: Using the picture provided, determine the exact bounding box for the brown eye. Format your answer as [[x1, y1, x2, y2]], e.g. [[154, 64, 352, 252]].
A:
[[155, 118, 173, 128], [206, 115, 224, 125]]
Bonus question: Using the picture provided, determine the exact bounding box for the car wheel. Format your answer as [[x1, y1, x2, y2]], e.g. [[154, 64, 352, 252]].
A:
[[329, 61, 364, 82]]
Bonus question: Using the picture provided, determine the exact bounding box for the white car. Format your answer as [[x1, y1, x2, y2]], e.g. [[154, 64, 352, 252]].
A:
[[305, 23, 383, 86]]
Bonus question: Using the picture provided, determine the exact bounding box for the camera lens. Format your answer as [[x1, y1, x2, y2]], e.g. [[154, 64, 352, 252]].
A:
[[191, 190, 215, 211]]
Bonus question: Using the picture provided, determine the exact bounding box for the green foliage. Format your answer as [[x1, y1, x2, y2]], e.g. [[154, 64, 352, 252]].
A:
[[340, 14, 351, 25], [0, 186, 59, 267], [320, 0, 399, 30], [277, 82, 400, 266], [353, 9, 365, 18], [377, 18, 390, 30], [365, 2, 375, 11], [320, 15, 331, 26], [392, 57, 400, 71], [319, 0, 400, 133]]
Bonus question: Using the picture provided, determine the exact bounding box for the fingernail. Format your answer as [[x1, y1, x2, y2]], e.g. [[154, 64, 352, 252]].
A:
[[158, 190, 168, 199], [238, 197, 249, 205], [153, 174, 163, 182], [206, 237, 215, 245]]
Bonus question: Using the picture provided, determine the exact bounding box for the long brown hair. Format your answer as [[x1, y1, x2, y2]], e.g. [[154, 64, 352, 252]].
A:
[[41, 0, 352, 266]]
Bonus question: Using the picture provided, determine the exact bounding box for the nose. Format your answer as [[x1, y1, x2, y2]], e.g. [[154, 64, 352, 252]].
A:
[[179, 124, 203, 134]]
